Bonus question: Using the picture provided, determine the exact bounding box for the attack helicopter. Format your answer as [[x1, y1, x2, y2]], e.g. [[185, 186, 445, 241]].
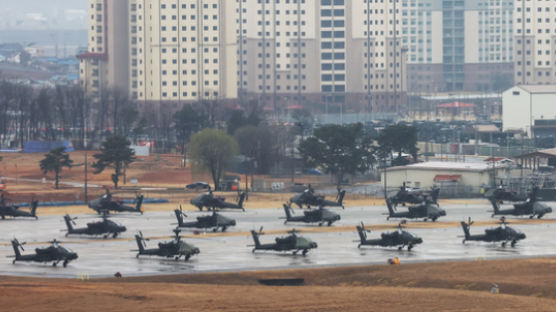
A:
[[289, 185, 346, 209], [385, 196, 446, 222], [355, 222, 423, 251], [484, 184, 526, 203], [488, 187, 552, 219], [10, 238, 78, 267], [190, 188, 246, 211], [387, 183, 440, 208], [461, 217, 526, 247], [174, 206, 236, 232], [282, 203, 340, 227], [63, 213, 127, 238], [0, 193, 39, 220], [88, 190, 144, 215], [134, 228, 200, 261], [250, 228, 318, 256]]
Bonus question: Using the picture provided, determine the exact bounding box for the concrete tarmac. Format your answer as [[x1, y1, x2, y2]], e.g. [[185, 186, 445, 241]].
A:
[[1, 200, 556, 278]]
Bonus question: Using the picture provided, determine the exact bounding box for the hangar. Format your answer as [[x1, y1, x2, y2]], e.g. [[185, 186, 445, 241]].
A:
[[382, 161, 517, 197], [502, 85, 556, 137]]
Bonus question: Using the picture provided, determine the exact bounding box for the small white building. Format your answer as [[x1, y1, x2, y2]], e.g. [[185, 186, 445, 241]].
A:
[[502, 85, 556, 137], [383, 162, 494, 191]]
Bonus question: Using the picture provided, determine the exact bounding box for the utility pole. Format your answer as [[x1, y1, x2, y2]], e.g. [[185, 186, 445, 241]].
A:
[[84, 152, 88, 203]]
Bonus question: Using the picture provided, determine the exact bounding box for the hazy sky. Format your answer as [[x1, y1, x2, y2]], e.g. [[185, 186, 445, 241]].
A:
[[0, 0, 87, 30]]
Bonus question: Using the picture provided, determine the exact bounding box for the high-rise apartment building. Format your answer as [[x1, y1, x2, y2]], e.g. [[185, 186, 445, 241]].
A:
[[78, 0, 129, 101], [405, 0, 514, 93], [514, 0, 556, 85], [236, 0, 406, 113], [79, 0, 408, 113], [128, 0, 237, 102]]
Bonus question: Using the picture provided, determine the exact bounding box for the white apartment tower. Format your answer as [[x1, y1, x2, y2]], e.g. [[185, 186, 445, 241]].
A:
[[78, 0, 130, 100], [129, 0, 237, 102], [515, 0, 556, 85], [80, 0, 408, 113]]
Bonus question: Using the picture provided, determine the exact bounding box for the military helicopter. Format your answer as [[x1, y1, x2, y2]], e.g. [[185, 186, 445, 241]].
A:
[[488, 187, 552, 219], [387, 183, 440, 208], [134, 228, 200, 261], [355, 222, 423, 251], [289, 185, 346, 209], [63, 213, 127, 238], [385, 196, 446, 222], [88, 190, 144, 215], [484, 184, 526, 203], [461, 217, 526, 247], [0, 193, 39, 220], [190, 188, 246, 211], [250, 228, 318, 256], [174, 206, 236, 232], [282, 203, 340, 227], [10, 238, 78, 267]]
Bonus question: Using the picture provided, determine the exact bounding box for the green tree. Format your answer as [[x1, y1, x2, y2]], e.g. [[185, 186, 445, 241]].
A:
[[298, 123, 374, 187], [173, 104, 206, 155], [39, 147, 73, 189], [377, 124, 419, 165], [226, 99, 263, 134], [189, 129, 239, 190], [235, 125, 277, 174], [92, 136, 135, 189]]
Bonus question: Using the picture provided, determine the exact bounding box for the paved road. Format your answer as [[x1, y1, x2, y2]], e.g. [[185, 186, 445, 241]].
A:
[[1, 200, 555, 278]]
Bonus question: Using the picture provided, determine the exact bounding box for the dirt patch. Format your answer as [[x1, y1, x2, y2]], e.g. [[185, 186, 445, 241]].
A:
[[2, 258, 556, 311]]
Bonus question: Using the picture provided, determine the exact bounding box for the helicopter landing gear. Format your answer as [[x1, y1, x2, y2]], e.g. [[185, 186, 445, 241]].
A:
[[357, 244, 361, 249], [136, 253, 140, 258], [185, 255, 191, 261], [63, 260, 68, 268], [462, 239, 466, 244], [318, 222, 323, 227], [386, 217, 390, 221], [302, 249, 308, 256], [538, 214, 544, 219], [530, 215, 534, 219], [175, 256, 180, 261], [222, 226, 227, 232], [327, 221, 333, 227], [408, 244, 413, 251], [398, 246, 403, 251], [52, 262, 57, 267], [501, 242, 507, 247], [511, 240, 517, 247], [252, 248, 256, 253], [431, 217, 438, 222], [113, 233, 118, 238]]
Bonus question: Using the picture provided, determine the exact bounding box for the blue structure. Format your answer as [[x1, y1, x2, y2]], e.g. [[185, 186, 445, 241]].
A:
[[22, 141, 74, 153]]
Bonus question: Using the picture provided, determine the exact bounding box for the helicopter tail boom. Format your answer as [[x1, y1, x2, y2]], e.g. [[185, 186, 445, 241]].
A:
[[11, 240, 21, 259], [30, 200, 39, 217], [250, 230, 261, 248], [460, 221, 471, 240]]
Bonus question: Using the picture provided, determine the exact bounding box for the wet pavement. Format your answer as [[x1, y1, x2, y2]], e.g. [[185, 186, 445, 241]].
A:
[[1, 200, 556, 278]]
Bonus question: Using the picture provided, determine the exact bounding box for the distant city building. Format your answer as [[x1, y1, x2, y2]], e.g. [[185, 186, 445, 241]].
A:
[[79, 0, 407, 114], [78, 0, 129, 102], [405, 0, 514, 93], [514, 0, 556, 85]]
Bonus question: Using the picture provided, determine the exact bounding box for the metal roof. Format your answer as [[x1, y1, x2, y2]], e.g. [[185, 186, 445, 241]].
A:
[[516, 85, 556, 94], [386, 161, 499, 173]]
